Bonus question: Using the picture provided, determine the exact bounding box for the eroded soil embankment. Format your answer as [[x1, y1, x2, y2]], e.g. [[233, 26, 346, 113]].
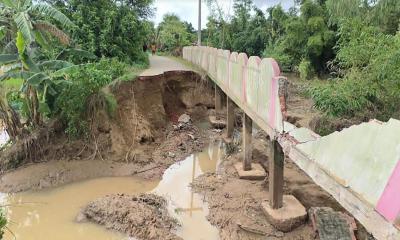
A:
[[0, 71, 215, 192]]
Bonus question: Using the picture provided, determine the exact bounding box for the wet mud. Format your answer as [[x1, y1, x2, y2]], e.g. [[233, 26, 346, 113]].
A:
[[80, 194, 182, 240], [0, 71, 373, 240]]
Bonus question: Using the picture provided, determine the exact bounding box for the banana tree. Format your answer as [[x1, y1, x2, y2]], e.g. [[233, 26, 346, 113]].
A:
[[0, 43, 96, 140], [0, 0, 75, 51], [0, 0, 76, 139]]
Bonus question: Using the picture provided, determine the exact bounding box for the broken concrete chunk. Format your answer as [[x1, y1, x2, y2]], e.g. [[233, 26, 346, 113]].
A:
[[178, 114, 191, 124], [309, 207, 357, 240]]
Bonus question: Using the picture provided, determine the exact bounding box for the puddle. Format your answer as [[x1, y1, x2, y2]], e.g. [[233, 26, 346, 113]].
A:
[[154, 143, 222, 240], [1, 143, 223, 240]]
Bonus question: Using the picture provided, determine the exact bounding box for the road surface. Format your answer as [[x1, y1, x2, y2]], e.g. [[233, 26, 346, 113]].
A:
[[140, 55, 191, 76]]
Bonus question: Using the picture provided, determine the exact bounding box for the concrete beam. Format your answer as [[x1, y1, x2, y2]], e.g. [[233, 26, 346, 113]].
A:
[[215, 84, 223, 120], [269, 140, 284, 209], [226, 97, 235, 139], [243, 113, 252, 171]]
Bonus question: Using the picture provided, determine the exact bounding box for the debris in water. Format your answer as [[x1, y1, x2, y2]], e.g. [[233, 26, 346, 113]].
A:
[[79, 193, 182, 240], [309, 207, 357, 240]]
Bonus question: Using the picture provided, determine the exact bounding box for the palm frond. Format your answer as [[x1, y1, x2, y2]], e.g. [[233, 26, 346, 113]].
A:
[[20, 52, 39, 72], [20, 0, 32, 11], [33, 30, 49, 50], [2, 40, 17, 54], [2, 62, 22, 72], [52, 64, 83, 77], [38, 60, 74, 71], [34, 21, 70, 45], [0, 71, 32, 81], [0, 0, 16, 8], [26, 72, 49, 86], [56, 48, 97, 60], [0, 54, 18, 65], [28, 4, 75, 29], [13, 12, 34, 45]]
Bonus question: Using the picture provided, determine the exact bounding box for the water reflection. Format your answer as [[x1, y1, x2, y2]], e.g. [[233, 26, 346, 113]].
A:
[[1, 143, 223, 240], [154, 143, 222, 240]]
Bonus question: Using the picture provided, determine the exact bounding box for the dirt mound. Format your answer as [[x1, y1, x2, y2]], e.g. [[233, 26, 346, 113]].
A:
[[79, 193, 182, 240]]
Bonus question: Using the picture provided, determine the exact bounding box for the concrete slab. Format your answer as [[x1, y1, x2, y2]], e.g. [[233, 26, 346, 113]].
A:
[[261, 195, 307, 232], [234, 162, 266, 180], [209, 115, 226, 129]]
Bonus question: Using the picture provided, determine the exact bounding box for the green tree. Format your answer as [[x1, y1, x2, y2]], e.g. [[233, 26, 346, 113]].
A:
[[157, 14, 194, 52], [0, 0, 74, 50], [0, 0, 75, 139], [265, 0, 335, 74], [46, 0, 153, 64]]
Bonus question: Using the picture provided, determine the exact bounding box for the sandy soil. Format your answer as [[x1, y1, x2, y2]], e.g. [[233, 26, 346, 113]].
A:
[[79, 193, 182, 240]]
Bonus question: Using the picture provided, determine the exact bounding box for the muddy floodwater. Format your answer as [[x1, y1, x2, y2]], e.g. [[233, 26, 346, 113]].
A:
[[1, 143, 223, 240]]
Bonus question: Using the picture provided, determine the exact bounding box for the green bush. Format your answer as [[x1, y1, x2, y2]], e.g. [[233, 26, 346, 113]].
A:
[[0, 209, 6, 239], [50, 0, 153, 65], [55, 58, 126, 137], [299, 59, 314, 80], [308, 76, 373, 117], [309, 18, 400, 119]]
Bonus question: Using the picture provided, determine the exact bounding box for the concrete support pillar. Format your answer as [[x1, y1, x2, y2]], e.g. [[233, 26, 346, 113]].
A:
[[269, 140, 284, 209], [262, 141, 306, 231], [215, 84, 222, 120], [242, 113, 252, 171], [226, 97, 235, 138]]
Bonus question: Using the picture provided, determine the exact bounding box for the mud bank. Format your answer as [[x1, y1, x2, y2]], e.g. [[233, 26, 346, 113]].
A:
[[79, 193, 182, 240], [0, 71, 215, 192]]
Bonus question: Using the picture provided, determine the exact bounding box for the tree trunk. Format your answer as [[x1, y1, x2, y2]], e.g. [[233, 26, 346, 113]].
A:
[[28, 86, 41, 127], [0, 98, 23, 142]]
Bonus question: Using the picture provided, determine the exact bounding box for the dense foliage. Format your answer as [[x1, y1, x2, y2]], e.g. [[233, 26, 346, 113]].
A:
[[203, 0, 400, 121], [56, 59, 126, 137], [44, 0, 153, 64], [310, 0, 400, 119], [0, 0, 153, 143], [156, 14, 196, 53], [204, 0, 335, 76]]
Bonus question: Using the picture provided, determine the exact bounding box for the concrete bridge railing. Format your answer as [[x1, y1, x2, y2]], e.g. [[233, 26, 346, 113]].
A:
[[183, 46, 400, 240], [183, 46, 286, 140]]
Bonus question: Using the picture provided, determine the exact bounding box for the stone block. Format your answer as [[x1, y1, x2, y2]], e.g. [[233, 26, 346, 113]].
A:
[[234, 162, 266, 180], [261, 195, 307, 232]]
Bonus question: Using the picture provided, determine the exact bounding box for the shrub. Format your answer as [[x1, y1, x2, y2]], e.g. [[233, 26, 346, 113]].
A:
[[55, 58, 126, 137], [298, 59, 314, 80], [307, 74, 373, 117], [0, 209, 6, 239]]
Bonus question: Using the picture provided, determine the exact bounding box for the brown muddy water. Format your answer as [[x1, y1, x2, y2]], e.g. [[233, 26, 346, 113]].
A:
[[1, 143, 223, 240]]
